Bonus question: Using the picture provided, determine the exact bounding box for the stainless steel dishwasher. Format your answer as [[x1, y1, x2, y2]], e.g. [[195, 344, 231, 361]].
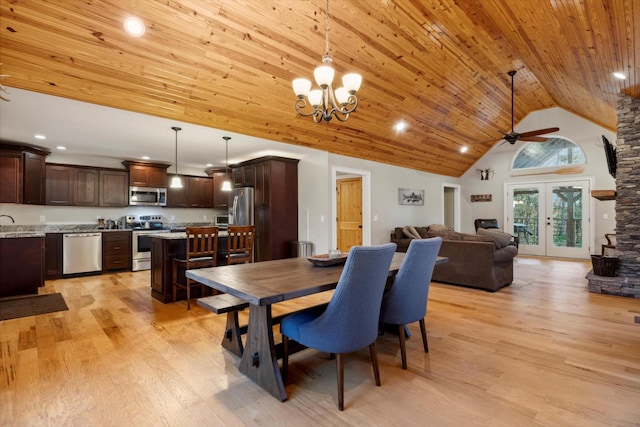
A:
[[63, 233, 103, 275]]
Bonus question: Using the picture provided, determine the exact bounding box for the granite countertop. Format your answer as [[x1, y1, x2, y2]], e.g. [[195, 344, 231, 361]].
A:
[[0, 231, 46, 238], [150, 231, 229, 239], [0, 222, 218, 238]]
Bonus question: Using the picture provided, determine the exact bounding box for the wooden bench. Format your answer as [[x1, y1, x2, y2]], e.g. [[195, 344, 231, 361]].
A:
[[197, 294, 328, 358]]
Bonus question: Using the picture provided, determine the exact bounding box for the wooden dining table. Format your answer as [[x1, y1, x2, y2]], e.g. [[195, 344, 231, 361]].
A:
[[186, 252, 445, 401]]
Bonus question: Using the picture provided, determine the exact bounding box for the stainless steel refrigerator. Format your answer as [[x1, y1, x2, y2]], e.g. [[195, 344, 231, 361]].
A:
[[229, 187, 254, 225]]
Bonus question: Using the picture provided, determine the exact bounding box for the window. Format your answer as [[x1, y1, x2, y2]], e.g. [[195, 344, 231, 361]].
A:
[[512, 137, 585, 170]]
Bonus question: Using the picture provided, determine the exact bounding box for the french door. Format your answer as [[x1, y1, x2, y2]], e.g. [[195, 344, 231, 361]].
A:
[[505, 180, 591, 258]]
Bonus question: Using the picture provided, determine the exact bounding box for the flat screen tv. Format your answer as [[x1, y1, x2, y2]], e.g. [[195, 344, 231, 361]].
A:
[[602, 135, 617, 178]]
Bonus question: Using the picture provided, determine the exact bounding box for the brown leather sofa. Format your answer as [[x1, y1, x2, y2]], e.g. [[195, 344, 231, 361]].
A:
[[390, 227, 518, 292]]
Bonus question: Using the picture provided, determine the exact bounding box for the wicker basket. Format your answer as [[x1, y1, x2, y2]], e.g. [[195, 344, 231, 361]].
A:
[[591, 255, 618, 277]]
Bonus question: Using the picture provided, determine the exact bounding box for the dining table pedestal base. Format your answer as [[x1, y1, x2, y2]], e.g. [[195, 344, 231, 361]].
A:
[[238, 304, 287, 401]]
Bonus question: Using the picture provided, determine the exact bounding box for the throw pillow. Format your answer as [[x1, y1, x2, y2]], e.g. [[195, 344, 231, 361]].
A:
[[477, 227, 513, 248], [402, 226, 421, 239]]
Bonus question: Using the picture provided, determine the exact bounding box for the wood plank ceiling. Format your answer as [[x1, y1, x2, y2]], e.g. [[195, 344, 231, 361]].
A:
[[0, 0, 638, 177]]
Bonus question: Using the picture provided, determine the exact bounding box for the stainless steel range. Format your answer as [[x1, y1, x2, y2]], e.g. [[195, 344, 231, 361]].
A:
[[122, 215, 170, 271]]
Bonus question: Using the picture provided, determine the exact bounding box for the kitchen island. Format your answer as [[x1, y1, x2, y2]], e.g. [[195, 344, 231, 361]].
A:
[[149, 231, 228, 303]]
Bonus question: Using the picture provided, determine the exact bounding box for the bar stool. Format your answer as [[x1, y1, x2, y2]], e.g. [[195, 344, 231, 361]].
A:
[[173, 226, 219, 310], [227, 225, 255, 265]]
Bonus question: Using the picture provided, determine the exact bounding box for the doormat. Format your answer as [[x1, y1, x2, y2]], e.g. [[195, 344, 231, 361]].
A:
[[0, 293, 68, 321]]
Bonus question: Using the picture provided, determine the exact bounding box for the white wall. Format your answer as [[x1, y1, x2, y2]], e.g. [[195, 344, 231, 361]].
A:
[[303, 153, 459, 252], [458, 107, 617, 250]]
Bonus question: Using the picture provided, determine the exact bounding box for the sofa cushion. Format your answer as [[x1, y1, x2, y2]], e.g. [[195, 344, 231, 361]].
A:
[[477, 227, 514, 249], [461, 233, 495, 244], [393, 227, 405, 239]]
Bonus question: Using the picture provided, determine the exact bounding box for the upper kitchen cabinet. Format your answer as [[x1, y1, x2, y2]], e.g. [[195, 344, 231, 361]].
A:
[[46, 164, 94, 205], [189, 176, 213, 208], [231, 156, 299, 262], [45, 164, 128, 207], [166, 175, 213, 208], [208, 169, 232, 209], [73, 167, 99, 206], [99, 169, 128, 206], [166, 176, 189, 208], [0, 143, 49, 204], [122, 160, 170, 188], [46, 164, 74, 205]]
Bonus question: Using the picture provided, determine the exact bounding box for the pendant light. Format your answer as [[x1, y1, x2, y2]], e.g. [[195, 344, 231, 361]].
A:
[[221, 136, 232, 192], [170, 126, 183, 189]]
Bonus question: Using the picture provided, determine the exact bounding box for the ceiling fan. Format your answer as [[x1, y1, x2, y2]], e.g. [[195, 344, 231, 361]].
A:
[[500, 70, 559, 145]]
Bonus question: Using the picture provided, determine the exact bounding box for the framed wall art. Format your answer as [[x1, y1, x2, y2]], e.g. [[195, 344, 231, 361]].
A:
[[398, 188, 424, 206]]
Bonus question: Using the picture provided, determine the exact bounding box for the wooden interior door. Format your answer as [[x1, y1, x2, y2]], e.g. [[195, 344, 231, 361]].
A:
[[337, 177, 362, 252]]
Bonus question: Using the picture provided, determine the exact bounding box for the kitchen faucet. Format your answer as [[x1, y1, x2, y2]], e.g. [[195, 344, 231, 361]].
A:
[[0, 214, 15, 224]]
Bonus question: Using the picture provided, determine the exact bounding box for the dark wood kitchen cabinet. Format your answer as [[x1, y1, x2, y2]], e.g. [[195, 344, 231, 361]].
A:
[[45, 233, 63, 279], [166, 176, 189, 208], [102, 231, 131, 272], [122, 160, 169, 188], [189, 176, 213, 208], [46, 164, 74, 205], [99, 169, 128, 206], [208, 169, 231, 208], [73, 167, 100, 206], [0, 236, 44, 297], [45, 165, 127, 207], [166, 175, 213, 208], [23, 151, 47, 205], [230, 156, 298, 262], [0, 153, 22, 203], [0, 144, 49, 204]]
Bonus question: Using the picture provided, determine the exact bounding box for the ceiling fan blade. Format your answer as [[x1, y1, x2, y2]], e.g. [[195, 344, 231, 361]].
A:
[[520, 136, 548, 142], [518, 127, 560, 138]]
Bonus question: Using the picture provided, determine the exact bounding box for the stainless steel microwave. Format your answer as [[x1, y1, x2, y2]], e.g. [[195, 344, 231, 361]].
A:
[[129, 186, 167, 206]]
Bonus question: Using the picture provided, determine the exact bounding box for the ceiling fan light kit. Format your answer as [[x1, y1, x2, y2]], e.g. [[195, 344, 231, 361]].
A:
[[292, 0, 362, 123]]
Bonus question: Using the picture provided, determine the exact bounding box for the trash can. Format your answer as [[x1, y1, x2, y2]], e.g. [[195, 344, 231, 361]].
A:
[[292, 241, 314, 257]]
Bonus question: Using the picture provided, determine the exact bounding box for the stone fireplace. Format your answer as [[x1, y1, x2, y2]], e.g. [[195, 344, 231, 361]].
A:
[[587, 93, 640, 298]]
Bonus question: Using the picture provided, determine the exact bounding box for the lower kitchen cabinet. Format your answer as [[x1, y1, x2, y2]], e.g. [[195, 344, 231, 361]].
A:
[[102, 231, 131, 272], [0, 236, 44, 297], [45, 233, 63, 279]]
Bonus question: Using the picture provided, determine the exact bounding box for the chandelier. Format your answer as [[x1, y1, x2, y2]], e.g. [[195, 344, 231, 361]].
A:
[[292, 0, 362, 123]]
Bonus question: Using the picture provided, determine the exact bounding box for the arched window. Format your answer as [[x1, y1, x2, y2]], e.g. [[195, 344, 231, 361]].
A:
[[512, 137, 586, 170]]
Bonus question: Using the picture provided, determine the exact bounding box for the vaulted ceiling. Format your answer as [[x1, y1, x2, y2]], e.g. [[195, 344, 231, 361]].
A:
[[0, 0, 638, 177]]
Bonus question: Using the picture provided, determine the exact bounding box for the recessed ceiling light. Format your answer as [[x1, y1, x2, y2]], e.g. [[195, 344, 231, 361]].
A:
[[460, 146, 468, 153], [393, 121, 407, 132], [34, 134, 46, 140], [612, 72, 626, 80], [56, 146, 66, 150], [124, 16, 145, 37], [206, 163, 213, 167], [141, 156, 150, 160]]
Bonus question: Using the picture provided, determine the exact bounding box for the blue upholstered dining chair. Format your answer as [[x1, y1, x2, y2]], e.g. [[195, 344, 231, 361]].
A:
[[280, 243, 397, 411], [379, 237, 442, 369]]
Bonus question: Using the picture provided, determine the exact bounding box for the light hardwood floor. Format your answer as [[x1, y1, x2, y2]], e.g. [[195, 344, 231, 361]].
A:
[[1, 256, 639, 426]]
